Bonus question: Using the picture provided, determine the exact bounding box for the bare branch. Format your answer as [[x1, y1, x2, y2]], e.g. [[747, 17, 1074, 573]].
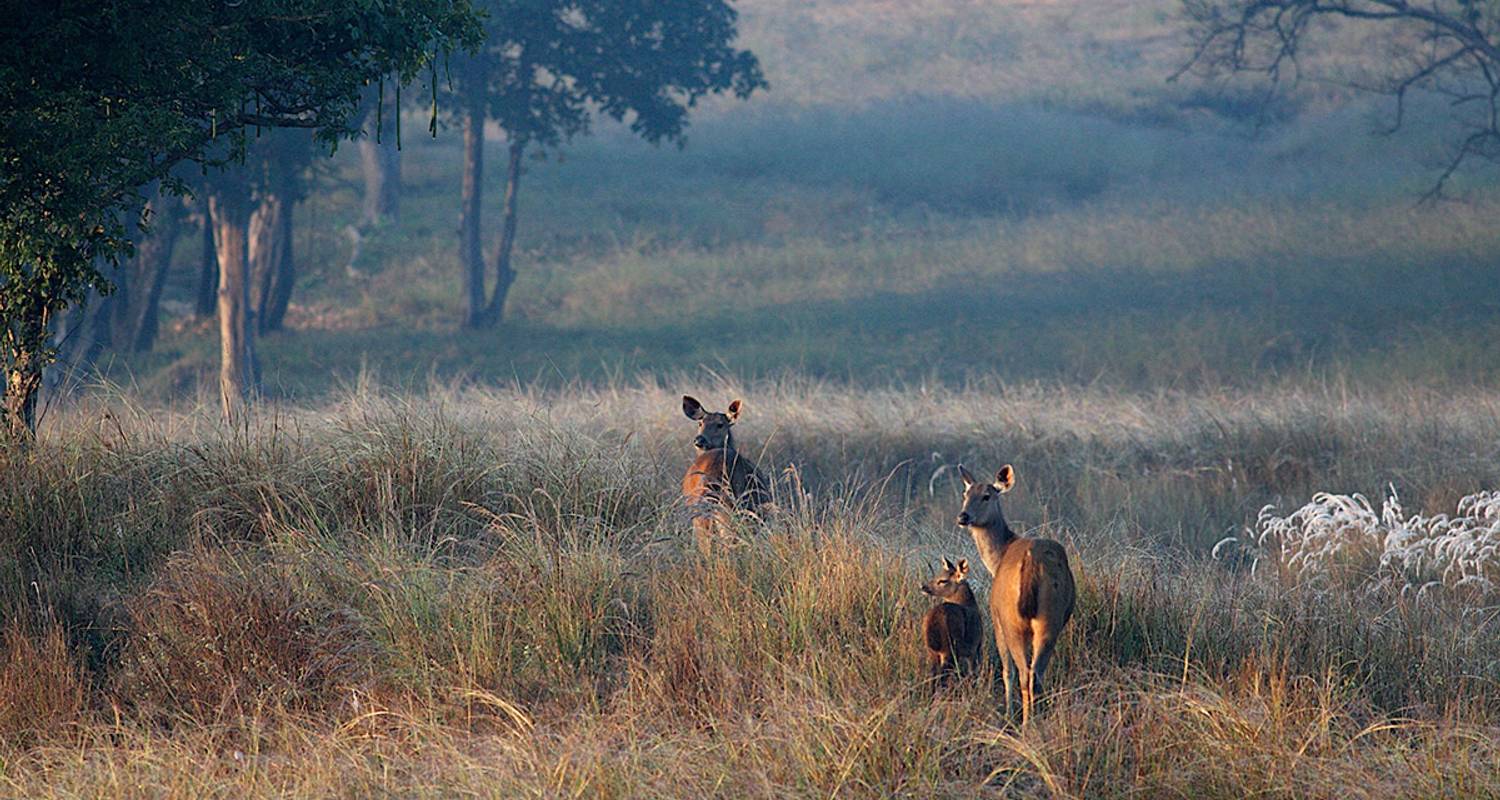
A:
[[1179, 0, 1500, 191]]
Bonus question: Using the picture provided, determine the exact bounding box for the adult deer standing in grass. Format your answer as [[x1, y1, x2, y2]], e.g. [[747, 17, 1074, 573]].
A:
[[680, 396, 770, 545], [956, 464, 1075, 724]]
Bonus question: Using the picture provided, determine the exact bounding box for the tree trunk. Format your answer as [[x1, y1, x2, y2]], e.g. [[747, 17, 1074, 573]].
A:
[[48, 286, 109, 382], [358, 77, 401, 228], [262, 199, 295, 333], [359, 133, 400, 229], [477, 140, 523, 327], [3, 304, 48, 440], [122, 194, 183, 352], [129, 215, 177, 352], [209, 175, 257, 420], [251, 129, 308, 335], [194, 202, 218, 319], [248, 190, 287, 335], [4, 351, 41, 441], [460, 100, 487, 329]]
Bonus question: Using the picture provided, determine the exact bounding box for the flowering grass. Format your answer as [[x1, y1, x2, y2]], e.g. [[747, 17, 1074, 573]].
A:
[[1235, 488, 1500, 605]]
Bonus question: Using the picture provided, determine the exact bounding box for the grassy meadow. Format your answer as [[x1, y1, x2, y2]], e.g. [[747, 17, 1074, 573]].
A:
[[6, 383, 1500, 797], [10, 0, 1500, 796]]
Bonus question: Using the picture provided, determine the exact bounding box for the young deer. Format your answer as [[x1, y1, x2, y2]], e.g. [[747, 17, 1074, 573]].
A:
[[680, 396, 770, 542], [921, 557, 983, 684], [956, 464, 1075, 724]]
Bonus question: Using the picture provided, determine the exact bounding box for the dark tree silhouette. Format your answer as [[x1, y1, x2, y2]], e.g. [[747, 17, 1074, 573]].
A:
[[0, 0, 479, 432], [1180, 0, 1500, 196], [449, 0, 766, 329]]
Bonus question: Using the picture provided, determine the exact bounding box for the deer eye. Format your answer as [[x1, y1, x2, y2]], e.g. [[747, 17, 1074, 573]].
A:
[[982, 493, 992, 501]]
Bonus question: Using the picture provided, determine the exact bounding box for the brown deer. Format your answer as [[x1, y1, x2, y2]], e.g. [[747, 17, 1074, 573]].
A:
[[680, 395, 770, 543], [920, 557, 983, 685], [955, 464, 1075, 724]]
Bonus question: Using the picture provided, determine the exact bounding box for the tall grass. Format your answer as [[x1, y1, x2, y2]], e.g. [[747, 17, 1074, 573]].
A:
[[3, 381, 1499, 796]]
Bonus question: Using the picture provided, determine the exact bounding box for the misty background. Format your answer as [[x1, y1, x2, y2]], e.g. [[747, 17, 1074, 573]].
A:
[[61, 0, 1500, 399]]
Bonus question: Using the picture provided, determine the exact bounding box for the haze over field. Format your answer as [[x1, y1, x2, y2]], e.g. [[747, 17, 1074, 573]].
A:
[[6, 0, 1500, 797], [67, 0, 1497, 400]]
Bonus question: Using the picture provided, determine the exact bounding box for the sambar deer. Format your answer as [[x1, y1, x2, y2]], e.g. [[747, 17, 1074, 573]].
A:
[[680, 395, 770, 543], [956, 464, 1075, 724], [920, 557, 983, 685]]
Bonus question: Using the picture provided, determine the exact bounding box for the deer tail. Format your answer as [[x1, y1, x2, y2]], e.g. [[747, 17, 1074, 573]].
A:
[[1017, 549, 1040, 619]]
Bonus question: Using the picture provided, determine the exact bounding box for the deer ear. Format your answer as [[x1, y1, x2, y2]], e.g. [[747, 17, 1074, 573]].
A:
[[942, 556, 955, 573], [957, 464, 975, 489], [994, 464, 1015, 493], [955, 559, 969, 578], [726, 399, 743, 422], [683, 396, 706, 421]]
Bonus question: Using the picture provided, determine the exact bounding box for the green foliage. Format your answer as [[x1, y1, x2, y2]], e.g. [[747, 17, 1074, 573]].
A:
[[450, 0, 766, 147], [0, 0, 481, 433]]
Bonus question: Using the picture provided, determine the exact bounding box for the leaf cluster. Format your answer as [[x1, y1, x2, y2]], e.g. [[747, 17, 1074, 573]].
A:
[[448, 0, 766, 148], [0, 0, 482, 336]]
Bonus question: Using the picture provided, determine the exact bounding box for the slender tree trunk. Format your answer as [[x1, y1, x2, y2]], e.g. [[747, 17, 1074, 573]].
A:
[[4, 352, 41, 440], [251, 129, 307, 334], [359, 140, 400, 227], [358, 76, 401, 228], [477, 140, 523, 327], [194, 201, 218, 319], [48, 286, 108, 382], [359, 134, 400, 229], [3, 304, 48, 440], [263, 200, 295, 332], [248, 190, 287, 335], [123, 195, 183, 352], [460, 101, 487, 329], [209, 175, 257, 420], [48, 303, 87, 386], [130, 213, 177, 353]]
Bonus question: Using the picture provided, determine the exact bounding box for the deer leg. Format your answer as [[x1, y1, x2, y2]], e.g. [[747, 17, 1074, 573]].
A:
[[1007, 636, 1034, 726], [925, 650, 942, 693], [691, 516, 714, 555], [1030, 635, 1056, 718], [997, 627, 1015, 716]]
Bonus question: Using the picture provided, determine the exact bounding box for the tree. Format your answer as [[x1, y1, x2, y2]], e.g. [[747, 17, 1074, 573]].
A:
[[0, 0, 479, 434], [357, 78, 403, 229], [248, 129, 313, 335], [450, 0, 766, 329], [1180, 0, 1500, 194], [45, 182, 186, 383], [114, 187, 186, 353]]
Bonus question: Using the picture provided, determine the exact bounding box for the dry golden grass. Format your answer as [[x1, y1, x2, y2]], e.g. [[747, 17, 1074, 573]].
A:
[[3, 380, 1499, 796]]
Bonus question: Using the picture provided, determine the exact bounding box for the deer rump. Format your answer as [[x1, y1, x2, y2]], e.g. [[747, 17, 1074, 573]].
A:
[[681, 448, 768, 525], [1014, 540, 1071, 621]]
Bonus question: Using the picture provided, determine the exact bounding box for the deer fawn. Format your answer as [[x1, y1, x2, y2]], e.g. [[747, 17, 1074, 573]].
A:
[[956, 464, 1075, 724], [680, 395, 770, 543], [921, 557, 983, 685]]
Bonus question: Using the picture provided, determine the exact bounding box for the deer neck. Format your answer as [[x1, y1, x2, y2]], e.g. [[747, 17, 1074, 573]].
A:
[[946, 583, 979, 609], [966, 522, 1018, 578]]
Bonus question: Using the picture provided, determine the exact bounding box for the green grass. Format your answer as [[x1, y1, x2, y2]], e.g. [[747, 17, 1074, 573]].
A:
[[99, 85, 1494, 402], [95, 13, 1496, 402]]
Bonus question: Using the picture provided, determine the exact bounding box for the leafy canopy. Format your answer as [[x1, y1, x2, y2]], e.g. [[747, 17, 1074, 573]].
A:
[[0, 0, 480, 369], [453, 0, 767, 147]]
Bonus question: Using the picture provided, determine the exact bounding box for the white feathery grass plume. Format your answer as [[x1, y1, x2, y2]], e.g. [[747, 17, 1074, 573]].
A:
[[1240, 488, 1500, 602]]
